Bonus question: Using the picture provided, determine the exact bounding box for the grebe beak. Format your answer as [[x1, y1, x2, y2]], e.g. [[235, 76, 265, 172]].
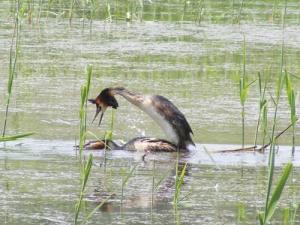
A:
[[89, 99, 105, 126], [91, 105, 103, 125]]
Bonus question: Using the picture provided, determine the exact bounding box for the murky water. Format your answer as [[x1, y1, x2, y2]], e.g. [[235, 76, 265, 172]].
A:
[[1, 0, 300, 224]]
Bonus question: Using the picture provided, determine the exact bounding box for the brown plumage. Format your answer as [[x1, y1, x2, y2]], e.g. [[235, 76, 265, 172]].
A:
[[82, 137, 178, 152]]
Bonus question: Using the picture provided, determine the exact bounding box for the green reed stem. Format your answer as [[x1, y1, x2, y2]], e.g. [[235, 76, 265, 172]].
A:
[[173, 153, 187, 207], [254, 72, 268, 147], [237, 0, 244, 24], [259, 163, 293, 224], [0, 132, 34, 142], [74, 153, 93, 224], [237, 203, 246, 225], [69, 0, 76, 26], [285, 71, 297, 156], [239, 35, 247, 148], [120, 164, 137, 207], [260, 1, 288, 224], [80, 194, 112, 225], [3, 0, 20, 137], [75, 65, 93, 225]]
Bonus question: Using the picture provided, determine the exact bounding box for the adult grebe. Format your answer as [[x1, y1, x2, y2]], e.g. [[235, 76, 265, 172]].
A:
[[88, 87, 194, 151], [83, 137, 177, 152]]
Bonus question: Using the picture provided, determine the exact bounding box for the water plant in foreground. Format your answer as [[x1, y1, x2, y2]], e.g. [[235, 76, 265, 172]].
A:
[[74, 64, 93, 224], [173, 155, 188, 225], [75, 64, 115, 224], [258, 2, 293, 224], [173, 152, 187, 210], [258, 163, 293, 225]]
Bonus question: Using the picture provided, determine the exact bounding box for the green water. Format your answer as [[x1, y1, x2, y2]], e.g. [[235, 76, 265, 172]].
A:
[[1, 0, 300, 224]]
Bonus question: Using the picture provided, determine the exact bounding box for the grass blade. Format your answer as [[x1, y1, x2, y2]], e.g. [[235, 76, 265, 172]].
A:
[[0, 132, 34, 142], [265, 163, 293, 223]]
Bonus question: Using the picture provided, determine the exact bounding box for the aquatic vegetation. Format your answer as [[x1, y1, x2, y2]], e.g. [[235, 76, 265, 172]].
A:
[[236, 203, 246, 225], [259, 2, 293, 224], [1, 0, 34, 142], [0, 132, 34, 142], [173, 154, 187, 207], [285, 71, 297, 155], [3, 0, 21, 137], [120, 164, 137, 207], [254, 72, 268, 148], [258, 163, 293, 225], [239, 36, 256, 148], [75, 64, 93, 224]]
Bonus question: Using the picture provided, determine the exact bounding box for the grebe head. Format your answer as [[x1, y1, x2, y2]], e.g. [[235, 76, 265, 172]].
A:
[[88, 88, 119, 125]]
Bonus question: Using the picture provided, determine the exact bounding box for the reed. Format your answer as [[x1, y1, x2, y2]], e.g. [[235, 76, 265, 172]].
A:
[[195, 0, 204, 25], [104, 109, 115, 141], [239, 35, 256, 148], [74, 65, 93, 225], [69, 0, 76, 26], [173, 154, 187, 225], [282, 207, 289, 225], [236, 0, 244, 24], [3, 0, 21, 137], [173, 161, 187, 207], [120, 164, 137, 207], [254, 72, 268, 147], [80, 194, 112, 225], [0, 133, 34, 142], [285, 71, 297, 155], [74, 154, 93, 224], [237, 203, 246, 225], [106, 0, 112, 22], [181, 0, 188, 22], [258, 2, 292, 224], [260, 99, 269, 150], [258, 163, 293, 224], [289, 204, 299, 225]]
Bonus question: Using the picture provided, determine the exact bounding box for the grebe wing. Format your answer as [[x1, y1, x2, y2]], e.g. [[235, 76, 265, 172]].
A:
[[151, 95, 194, 148]]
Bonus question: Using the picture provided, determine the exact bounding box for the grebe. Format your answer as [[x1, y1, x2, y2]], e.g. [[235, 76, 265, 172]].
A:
[[88, 87, 194, 151], [83, 137, 177, 152]]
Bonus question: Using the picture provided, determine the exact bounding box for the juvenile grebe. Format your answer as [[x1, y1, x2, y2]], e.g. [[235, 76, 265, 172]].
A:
[[84, 137, 177, 152], [88, 87, 194, 151]]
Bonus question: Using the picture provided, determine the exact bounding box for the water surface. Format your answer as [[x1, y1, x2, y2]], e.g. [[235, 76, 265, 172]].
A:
[[1, 0, 300, 224]]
